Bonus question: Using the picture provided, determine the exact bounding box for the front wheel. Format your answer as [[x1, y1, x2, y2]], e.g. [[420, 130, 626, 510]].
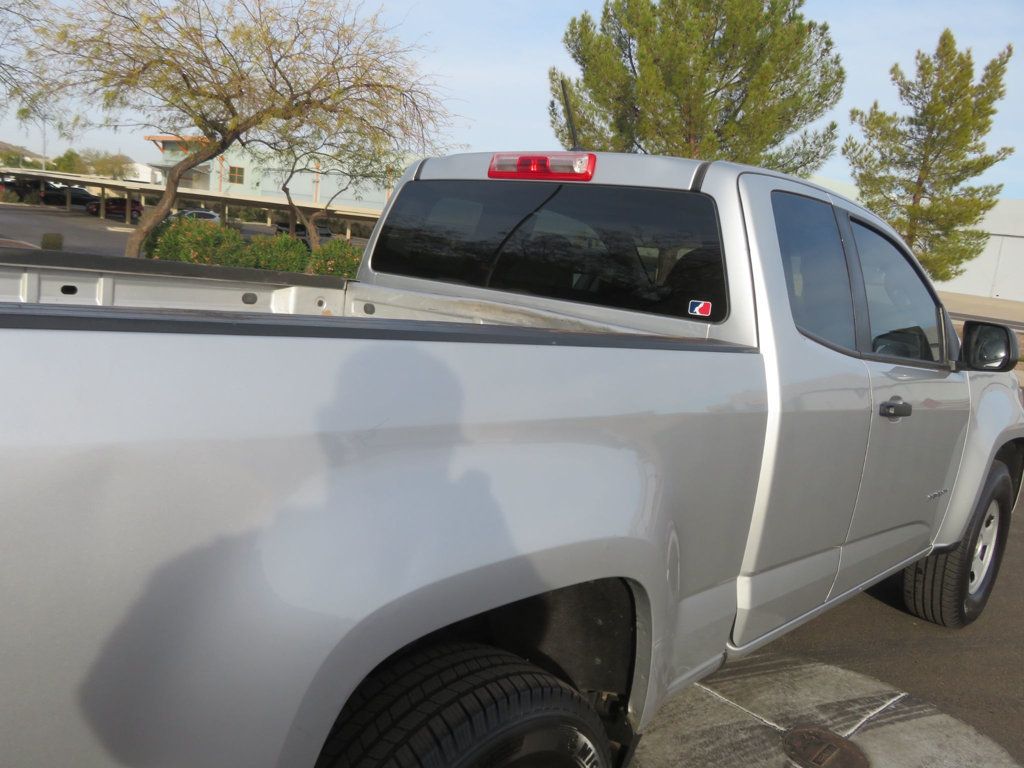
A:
[[902, 460, 1013, 627], [316, 642, 612, 768]]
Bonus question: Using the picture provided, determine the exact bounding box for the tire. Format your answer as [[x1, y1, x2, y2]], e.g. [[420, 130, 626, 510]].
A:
[[316, 642, 612, 768], [902, 460, 1013, 627]]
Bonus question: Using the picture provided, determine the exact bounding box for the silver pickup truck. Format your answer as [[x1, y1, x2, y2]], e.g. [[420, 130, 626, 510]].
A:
[[2, 151, 1022, 768]]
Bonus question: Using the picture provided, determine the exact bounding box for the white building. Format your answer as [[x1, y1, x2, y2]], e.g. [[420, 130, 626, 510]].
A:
[[935, 200, 1024, 303], [126, 161, 164, 185]]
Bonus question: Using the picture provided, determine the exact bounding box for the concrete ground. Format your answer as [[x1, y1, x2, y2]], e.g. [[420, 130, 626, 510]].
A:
[[637, 515, 1022, 767]]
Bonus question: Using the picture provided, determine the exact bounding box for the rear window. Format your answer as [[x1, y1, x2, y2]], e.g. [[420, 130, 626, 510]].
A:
[[371, 180, 727, 322]]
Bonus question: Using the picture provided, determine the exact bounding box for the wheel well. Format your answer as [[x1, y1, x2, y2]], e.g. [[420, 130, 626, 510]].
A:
[[344, 578, 638, 759], [995, 439, 1024, 506]]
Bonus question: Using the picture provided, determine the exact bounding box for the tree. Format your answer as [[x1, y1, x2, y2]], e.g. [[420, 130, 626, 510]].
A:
[[52, 148, 87, 173], [81, 149, 134, 179], [247, 126, 404, 251], [843, 30, 1013, 281], [548, 0, 845, 175], [0, 0, 35, 107], [32, 0, 446, 257]]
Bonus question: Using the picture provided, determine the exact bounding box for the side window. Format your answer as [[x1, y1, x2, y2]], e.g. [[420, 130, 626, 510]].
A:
[[771, 191, 856, 350], [852, 222, 941, 363]]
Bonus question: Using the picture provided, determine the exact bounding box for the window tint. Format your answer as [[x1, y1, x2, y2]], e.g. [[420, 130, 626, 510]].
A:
[[372, 180, 727, 322], [852, 222, 941, 363], [771, 191, 856, 350]]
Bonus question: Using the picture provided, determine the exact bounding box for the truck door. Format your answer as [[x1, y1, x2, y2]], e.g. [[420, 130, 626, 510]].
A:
[[731, 175, 872, 648], [830, 214, 970, 596]]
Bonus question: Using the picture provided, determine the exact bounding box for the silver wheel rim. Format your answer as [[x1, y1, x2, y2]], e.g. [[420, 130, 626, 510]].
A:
[[969, 501, 1000, 596]]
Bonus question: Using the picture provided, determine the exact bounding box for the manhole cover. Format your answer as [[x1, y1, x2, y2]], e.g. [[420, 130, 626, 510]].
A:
[[782, 725, 869, 768]]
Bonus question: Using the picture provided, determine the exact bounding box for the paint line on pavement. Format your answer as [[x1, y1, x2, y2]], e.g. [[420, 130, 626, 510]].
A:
[[694, 682, 785, 732], [844, 692, 907, 737]]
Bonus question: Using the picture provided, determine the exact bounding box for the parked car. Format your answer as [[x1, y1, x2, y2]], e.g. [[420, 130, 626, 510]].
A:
[[40, 183, 99, 206], [85, 197, 143, 219], [170, 208, 220, 222], [1, 151, 1021, 768], [0, 178, 44, 202]]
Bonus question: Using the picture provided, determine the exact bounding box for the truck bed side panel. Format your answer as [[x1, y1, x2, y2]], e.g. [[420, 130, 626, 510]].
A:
[[0, 314, 766, 767]]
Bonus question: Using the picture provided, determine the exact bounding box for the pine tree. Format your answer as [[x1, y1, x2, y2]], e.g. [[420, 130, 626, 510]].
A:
[[843, 30, 1013, 281], [548, 0, 845, 176]]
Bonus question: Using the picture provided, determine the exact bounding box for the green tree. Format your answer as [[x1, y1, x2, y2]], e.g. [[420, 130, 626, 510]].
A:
[[843, 30, 1013, 281], [32, 0, 446, 257], [549, 0, 845, 175], [52, 147, 86, 172], [81, 149, 133, 178]]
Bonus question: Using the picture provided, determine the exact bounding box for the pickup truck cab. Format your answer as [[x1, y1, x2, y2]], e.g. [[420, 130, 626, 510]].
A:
[[1, 151, 1021, 768]]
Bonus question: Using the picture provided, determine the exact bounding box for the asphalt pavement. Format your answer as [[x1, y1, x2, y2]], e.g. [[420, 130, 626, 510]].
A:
[[0, 201, 133, 255], [767, 508, 1023, 761]]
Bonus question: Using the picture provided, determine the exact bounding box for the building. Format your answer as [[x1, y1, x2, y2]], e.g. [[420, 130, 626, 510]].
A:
[[933, 200, 1024, 303], [126, 161, 164, 186], [144, 135, 390, 215]]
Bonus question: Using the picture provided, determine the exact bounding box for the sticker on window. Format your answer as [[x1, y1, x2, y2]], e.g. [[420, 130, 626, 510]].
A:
[[688, 300, 713, 317]]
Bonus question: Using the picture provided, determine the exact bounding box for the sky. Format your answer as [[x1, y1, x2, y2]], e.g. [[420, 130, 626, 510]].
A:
[[3, 0, 1022, 196]]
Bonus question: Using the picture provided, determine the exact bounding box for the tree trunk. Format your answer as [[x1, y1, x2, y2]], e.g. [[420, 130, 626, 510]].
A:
[[282, 182, 317, 248], [124, 138, 230, 257], [306, 210, 328, 251]]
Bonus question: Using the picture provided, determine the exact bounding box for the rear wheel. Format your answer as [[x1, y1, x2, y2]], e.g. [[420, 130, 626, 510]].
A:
[[316, 642, 612, 768], [902, 460, 1013, 627]]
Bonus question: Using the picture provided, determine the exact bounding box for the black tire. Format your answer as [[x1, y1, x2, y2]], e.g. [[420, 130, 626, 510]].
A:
[[902, 460, 1013, 627], [316, 642, 612, 768]]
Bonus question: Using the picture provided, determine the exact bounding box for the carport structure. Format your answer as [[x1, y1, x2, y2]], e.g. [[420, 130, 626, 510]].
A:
[[0, 167, 383, 236]]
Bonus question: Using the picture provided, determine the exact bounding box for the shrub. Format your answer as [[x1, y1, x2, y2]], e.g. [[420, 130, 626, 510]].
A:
[[307, 238, 363, 279], [40, 233, 64, 250], [244, 234, 309, 273], [149, 217, 247, 266], [1, 189, 21, 204], [143, 216, 173, 258]]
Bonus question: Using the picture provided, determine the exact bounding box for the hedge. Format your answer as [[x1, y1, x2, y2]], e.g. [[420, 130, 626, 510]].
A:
[[146, 218, 364, 278]]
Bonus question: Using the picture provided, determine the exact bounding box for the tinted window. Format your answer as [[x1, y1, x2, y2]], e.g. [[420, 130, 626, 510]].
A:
[[771, 191, 856, 350], [372, 180, 727, 321], [853, 222, 941, 362]]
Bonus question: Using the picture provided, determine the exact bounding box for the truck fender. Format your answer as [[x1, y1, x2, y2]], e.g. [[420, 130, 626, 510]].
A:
[[273, 544, 658, 768], [934, 374, 1024, 547]]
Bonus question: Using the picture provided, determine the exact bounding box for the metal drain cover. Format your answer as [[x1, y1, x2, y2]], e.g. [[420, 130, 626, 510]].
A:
[[782, 725, 869, 768]]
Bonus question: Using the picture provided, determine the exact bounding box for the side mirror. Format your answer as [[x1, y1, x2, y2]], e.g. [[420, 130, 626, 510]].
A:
[[960, 321, 1020, 372]]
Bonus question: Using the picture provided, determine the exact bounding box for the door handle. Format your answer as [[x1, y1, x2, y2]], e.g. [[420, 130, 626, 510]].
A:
[[879, 398, 912, 418]]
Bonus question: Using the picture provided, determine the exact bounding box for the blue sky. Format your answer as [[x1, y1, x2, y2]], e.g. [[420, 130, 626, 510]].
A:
[[3, 0, 1022, 196]]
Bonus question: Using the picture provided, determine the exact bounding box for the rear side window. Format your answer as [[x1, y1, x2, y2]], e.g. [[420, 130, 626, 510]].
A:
[[852, 222, 941, 363], [371, 180, 727, 322], [771, 191, 856, 350]]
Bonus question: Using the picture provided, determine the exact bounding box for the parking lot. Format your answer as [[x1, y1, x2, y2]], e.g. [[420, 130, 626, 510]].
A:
[[0, 201, 137, 255], [0, 201, 302, 257], [0, 201, 369, 259]]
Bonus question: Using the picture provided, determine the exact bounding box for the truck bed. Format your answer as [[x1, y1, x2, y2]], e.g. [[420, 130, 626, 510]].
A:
[[0, 249, 674, 337]]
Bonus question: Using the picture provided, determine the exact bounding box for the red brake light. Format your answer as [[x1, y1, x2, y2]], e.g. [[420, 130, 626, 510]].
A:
[[488, 152, 596, 181]]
